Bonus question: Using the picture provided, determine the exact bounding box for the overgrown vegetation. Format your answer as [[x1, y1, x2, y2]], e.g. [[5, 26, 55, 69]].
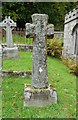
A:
[[62, 57, 78, 76], [47, 37, 63, 59], [2, 51, 76, 118], [47, 37, 78, 76]]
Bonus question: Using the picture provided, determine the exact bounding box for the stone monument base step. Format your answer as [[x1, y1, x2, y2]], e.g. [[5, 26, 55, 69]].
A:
[[3, 47, 19, 59], [24, 84, 57, 107]]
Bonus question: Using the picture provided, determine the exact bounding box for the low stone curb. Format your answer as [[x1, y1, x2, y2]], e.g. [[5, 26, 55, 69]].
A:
[[2, 70, 32, 78], [2, 44, 33, 51], [17, 44, 33, 51]]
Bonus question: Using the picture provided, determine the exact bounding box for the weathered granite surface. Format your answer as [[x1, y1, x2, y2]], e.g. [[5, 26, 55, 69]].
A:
[[26, 14, 54, 89], [24, 14, 57, 107]]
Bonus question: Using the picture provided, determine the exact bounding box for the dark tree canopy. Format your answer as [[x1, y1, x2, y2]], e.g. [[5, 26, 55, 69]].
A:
[[2, 2, 78, 30]]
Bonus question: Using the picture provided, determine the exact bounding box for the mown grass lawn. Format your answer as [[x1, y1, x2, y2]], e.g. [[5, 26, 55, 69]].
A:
[[3, 51, 32, 71], [2, 51, 76, 118]]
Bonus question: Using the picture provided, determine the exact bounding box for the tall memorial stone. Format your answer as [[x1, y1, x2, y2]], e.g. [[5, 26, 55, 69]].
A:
[[0, 16, 18, 59], [24, 14, 57, 107], [62, 7, 78, 59]]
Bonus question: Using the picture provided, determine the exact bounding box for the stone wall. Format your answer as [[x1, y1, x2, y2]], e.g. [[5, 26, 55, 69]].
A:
[[54, 31, 64, 39], [17, 44, 33, 51], [2, 44, 33, 51], [62, 7, 78, 59], [2, 70, 32, 78]]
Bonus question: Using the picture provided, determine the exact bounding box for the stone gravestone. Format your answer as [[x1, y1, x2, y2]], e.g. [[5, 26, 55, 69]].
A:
[[24, 14, 57, 107], [62, 7, 78, 60], [0, 16, 18, 59]]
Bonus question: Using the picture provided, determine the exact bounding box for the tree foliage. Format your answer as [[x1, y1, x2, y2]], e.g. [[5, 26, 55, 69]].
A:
[[2, 2, 78, 30]]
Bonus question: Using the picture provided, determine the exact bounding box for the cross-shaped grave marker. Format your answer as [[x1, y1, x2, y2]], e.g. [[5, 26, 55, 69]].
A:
[[0, 16, 18, 59], [0, 16, 16, 47], [24, 14, 57, 107]]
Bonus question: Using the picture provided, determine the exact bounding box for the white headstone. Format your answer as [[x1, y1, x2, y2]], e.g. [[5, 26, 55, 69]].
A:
[[0, 16, 19, 59], [0, 16, 16, 47]]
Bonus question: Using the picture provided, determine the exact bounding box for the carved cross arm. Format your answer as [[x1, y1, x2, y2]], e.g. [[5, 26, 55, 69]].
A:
[[25, 23, 35, 38], [47, 24, 54, 39], [10, 22, 16, 31], [0, 22, 6, 27], [10, 22, 16, 27], [0, 16, 7, 27]]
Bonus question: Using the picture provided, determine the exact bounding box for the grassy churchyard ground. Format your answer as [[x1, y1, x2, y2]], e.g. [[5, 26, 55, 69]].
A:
[[2, 51, 76, 118]]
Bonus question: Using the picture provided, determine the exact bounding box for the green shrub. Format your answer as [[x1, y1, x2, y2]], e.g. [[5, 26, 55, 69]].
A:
[[62, 57, 78, 76], [47, 37, 63, 58], [70, 65, 78, 76]]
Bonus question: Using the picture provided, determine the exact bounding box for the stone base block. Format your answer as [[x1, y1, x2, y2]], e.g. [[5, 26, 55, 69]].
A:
[[24, 84, 57, 107], [3, 47, 19, 59]]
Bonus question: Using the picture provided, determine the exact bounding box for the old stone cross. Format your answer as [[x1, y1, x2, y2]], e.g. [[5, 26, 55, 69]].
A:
[[24, 14, 57, 107], [26, 14, 54, 89], [0, 16, 16, 48]]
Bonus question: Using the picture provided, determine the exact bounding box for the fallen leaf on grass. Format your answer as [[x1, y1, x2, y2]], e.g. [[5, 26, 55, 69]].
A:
[[15, 91, 18, 94], [20, 96, 24, 100], [5, 102, 8, 104], [12, 102, 16, 106]]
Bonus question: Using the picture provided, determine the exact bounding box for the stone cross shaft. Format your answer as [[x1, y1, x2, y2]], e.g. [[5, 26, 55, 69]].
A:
[[26, 14, 54, 89], [0, 16, 16, 47]]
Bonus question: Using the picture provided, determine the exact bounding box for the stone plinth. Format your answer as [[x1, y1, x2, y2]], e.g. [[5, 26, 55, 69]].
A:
[[24, 84, 57, 107], [3, 47, 19, 59]]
